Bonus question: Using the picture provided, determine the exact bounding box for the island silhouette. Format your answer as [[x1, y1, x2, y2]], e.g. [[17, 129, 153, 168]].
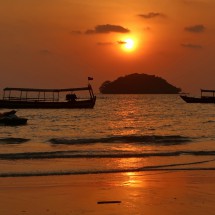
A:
[[100, 73, 181, 94]]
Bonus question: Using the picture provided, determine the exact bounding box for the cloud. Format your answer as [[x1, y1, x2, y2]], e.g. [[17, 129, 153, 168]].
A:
[[143, 27, 151, 31], [70, 30, 82, 35], [184, 24, 205, 33], [181, 43, 203, 49], [39, 49, 51, 55], [182, 0, 207, 5], [97, 41, 127, 46], [97, 42, 114, 46], [117, 41, 127, 45], [138, 12, 165, 19], [85, 24, 130, 34]]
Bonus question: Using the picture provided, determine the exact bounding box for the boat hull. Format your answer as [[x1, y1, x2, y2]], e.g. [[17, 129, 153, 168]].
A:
[[180, 95, 215, 103], [0, 117, 27, 125], [0, 99, 96, 109]]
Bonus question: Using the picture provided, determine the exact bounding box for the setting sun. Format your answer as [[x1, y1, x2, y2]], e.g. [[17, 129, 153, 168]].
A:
[[118, 37, 138, 52], [124, 39, 134, 50]]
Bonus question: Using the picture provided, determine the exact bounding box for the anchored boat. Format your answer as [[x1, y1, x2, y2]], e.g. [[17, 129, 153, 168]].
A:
[[180, 89, 215, 103], [0, 84, 96, 109]]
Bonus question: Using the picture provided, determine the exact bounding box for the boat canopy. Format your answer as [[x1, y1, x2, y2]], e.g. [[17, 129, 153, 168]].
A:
[[2, 84, 95, 102], [201, 89, 215, 93], [3, 86, 91, 93], [200, 89, 215, 98], [0, 83, 96, 108]]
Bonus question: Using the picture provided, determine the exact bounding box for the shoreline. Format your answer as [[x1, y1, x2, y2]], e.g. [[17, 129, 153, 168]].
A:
[[0, 170, 215, 215]]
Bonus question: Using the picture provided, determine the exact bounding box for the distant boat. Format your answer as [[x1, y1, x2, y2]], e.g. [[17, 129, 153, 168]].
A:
[[180, 89, 215, 103], [0, 84, 96, 109], [0, 110, 27, 126]]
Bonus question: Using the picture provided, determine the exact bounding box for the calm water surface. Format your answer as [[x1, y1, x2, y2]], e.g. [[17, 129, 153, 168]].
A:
[[0, 94, 215, 177]]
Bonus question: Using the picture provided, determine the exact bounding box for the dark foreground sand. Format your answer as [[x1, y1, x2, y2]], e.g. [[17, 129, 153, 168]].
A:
[[0, 170, 215, 215]]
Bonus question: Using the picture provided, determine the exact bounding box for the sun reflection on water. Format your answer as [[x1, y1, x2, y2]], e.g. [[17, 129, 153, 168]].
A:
[[107, 99, 146, 136], [122, 172, 145, 188]]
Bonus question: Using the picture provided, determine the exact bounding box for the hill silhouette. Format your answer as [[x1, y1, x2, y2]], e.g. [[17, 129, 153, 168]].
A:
[[99, 73, 181, 94]]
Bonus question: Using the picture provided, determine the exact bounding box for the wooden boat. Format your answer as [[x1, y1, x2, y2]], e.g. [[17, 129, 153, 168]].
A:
[[180, 89, 215, 103], [0, 84, 96, 109], [0, 110, 28, 125]]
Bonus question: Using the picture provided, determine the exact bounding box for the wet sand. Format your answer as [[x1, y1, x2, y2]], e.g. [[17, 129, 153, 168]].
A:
[[0, 170, 215, 215]]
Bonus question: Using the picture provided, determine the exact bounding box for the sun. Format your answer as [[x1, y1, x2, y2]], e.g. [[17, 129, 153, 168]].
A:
[[118, 37, 137, 52], [124, 39, 134, 50]]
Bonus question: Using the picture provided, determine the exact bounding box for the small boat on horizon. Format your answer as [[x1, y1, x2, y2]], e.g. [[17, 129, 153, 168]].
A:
[[0, 84, 96, 109], [180, 89, 215, 103]]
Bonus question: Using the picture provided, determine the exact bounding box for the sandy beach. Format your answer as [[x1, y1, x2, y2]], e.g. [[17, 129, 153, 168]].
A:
[[0, 170, 215, 215]]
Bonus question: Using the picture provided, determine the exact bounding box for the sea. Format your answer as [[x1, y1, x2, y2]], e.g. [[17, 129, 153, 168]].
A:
[[0, 94, 215, 177]]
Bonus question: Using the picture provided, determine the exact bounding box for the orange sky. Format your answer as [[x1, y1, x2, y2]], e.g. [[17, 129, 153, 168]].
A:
[[0, 0, 214, 93]]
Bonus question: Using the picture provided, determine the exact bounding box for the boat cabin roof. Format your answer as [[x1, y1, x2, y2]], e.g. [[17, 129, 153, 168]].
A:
[[3, 86, 91, 93], [201, 89, 215, 93]]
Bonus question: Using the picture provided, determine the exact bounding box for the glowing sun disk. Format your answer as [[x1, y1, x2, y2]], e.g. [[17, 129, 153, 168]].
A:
[[125, 39, 134, 49]]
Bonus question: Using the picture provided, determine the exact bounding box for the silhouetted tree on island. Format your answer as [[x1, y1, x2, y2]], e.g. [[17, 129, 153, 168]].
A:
[[99, 73, 181, 94]]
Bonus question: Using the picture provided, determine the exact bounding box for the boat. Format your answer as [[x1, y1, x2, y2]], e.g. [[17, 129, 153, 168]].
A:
[[0, 84, 96, 109], [180, 89, 215, 103], [0, 110, 28, 125]]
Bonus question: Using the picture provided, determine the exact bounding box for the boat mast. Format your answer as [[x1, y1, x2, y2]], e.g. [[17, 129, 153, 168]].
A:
[[3, 90, 5, 100], [20, 91, 23, 100]]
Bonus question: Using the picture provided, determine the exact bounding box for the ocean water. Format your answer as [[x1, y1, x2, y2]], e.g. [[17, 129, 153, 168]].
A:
[[0, 94, 215, 177]]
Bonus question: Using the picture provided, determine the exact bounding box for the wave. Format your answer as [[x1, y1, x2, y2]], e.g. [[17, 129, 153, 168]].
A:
[[203, 120, 215, 123], [49, 135, 192, 145], [0, 150, 214, 160], [0, 138, 30, 144], [1, 158, 215, 178], [0, 135, 192, 145]]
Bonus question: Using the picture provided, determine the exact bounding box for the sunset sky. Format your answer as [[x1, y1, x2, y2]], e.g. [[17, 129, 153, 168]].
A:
[[0, 0, 215, 93]]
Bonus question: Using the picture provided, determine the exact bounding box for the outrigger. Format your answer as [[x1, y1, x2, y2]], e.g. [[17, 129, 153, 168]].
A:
[[0, 84, 96, 109]]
